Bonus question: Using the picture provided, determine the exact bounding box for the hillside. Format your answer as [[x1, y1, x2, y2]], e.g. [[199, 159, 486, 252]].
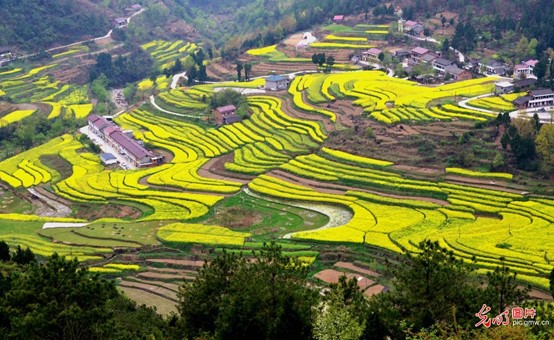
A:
[[0, 0, 110, 51]]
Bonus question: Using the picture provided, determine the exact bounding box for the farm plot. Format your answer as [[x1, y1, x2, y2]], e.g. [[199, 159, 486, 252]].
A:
[[141, 40, 199, 70], [289, 71, 497, 125]]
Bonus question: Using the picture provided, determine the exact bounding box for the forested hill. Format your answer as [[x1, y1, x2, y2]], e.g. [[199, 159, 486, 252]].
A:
[[401, 0, 554, 52], [0, 0, 110, 51]]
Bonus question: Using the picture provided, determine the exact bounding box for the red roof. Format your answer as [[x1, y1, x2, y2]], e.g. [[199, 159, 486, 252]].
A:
[[405, 20, 418, 27], [88, 114, 111, 131], [525, 59, 538, 67], [216, 105, 236, 114], [333, 15, 344, 21], [411, 47, 429, 55], [110, 130, 153, 160]]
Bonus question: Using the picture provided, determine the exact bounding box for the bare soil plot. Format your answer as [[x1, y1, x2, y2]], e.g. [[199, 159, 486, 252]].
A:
[[363, 284, 387, 297], [146, 258, 206, 268], [313, 269, 375, 291], [119, 279, 178, 302], [333, 261, 381, 278], [119, 286, 177, 315]]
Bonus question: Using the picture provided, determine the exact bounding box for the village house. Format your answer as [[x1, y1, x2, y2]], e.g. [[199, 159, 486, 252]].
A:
[[495, 81, 515, 95], [100, 153, 118, 166], [113, 17, 128, 28], [513, 63, 534, 79], [445, 65, 472, 81], [513, 78, 537, 91], [87, 114, 163, 167], [214, 105, 241, 125], [404, 20, 418, 32], [361, 48, 382, 62], [479, 60, 507, 76], [420, 52, 437, 65], [265, 75, 290, 91], [0, 47, 15, 67], [125, 4, 142, 12], [513, 88, 554, 110], [411, 47, 430, 63], [332, 15, 344, 23], [432, 58, 455, 74]]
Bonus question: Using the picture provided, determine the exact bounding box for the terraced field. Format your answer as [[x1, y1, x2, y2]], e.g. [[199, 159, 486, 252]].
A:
[[141, 40, 200, 70], [1, 65, 554, 294]]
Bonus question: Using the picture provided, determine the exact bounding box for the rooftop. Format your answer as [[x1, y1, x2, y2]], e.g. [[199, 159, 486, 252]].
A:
[[530, 88, 554, 96], [514, 78, 537, 87], [411, 47, 429, 55], [420, 53, 436, 62], [434, 58, 454, 66], [216, 105, 237, 114], [514, 96, 532, 105], [100, 153, 117, 161], [495, 81, 514, 87], [266, 75, 287, 82], [525, 59, 539, 67], [445, 65, 466, 75], [333, 15, 344, 21], [405, 20, 418, 27], [110, 130, 153, 160], [364, 47, 382, 55]]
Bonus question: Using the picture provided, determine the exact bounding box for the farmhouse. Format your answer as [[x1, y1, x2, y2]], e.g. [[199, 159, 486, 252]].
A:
[[361, 48, 382, 62], [113, 17, 128, 28], [445, 66, 472, 81], [125, 4, 142, 12], [411, 47, 429, 63], [0, 47, 15, 67], [214, 105, 241, 125], [495, 81, 514, 94], [513, 88, 554, 110], [479, 60, 507, 76], [513, 78, 536, 91], [332, 15, 344, 23], [432, 58, 455, 73], [513, 63, 534, 79], [87, 114, 163, 167], [265, 75, 289, 91]]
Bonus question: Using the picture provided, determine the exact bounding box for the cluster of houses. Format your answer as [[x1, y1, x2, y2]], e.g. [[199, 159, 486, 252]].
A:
[[494, 79, 554, 110], [0, 47, 15, 68], [87, 114, 163, 168]]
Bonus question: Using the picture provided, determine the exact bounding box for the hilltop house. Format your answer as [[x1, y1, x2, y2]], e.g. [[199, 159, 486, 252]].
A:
[[125, 4, 142, 12], [0, 47, 15, 67], [265, 75, 289, 91], [361, 48, 382, 62], [113, 17, 128, 28], [87, 114, 163, 167], [214, 105, 241, 125], [513, 89, 554, 110]]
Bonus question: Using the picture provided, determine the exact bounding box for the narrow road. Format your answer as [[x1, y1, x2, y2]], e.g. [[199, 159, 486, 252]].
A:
[[20, 8, 145, 58], [458, 93, 496, 114], [28, 188, 72, 216], [170, 71, 187, 89], [149, 95, 196, 117]]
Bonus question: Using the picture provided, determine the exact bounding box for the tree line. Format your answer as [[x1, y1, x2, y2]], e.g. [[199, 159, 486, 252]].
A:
[[0, 240, 551, 339]]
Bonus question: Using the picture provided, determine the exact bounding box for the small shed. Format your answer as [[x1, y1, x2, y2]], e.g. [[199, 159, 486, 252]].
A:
[[333, 15, 344, 23], [265, 75, 289, 91], [100, 153, 118, 166], [495, 81, 514, 95]]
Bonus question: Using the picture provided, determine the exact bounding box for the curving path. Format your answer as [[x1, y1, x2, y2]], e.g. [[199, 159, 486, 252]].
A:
[[149, 95, 196, 117], [457, 93, 496, 114]]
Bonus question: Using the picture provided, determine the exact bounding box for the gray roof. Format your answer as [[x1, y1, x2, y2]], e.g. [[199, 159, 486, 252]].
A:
[[266, 75, 287, 82], [445, 65, 466, 75], [412, 24, 424, 34], [434, 58, 454, 67], [100, 153, 117, 161], [513, 96, 532, 105], [530, 89, 554, 96], [514, 78, 536, 87], [420, 53, 436, 62]]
